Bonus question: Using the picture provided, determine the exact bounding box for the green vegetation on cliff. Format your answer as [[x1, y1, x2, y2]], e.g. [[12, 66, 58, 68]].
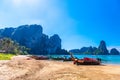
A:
[[0, 38, 29, 55]]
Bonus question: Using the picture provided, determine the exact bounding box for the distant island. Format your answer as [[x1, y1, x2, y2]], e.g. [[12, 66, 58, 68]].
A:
[[0, 24, 119, 55], [69, 40, 120, 55]]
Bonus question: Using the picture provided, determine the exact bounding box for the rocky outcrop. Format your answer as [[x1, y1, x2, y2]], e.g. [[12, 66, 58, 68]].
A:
[[48, 34, 61, 54], [0, 28, 15, 38], [69, 49, 80, 53], [110, 48, 120, 55], [31, 34, 49, 54], [69, 46, 97, 55], [11, 25, 43, 47], [80, 47, 89, 54], [97, 40, 109, 55], [55, 48, 69, 55], [0, 24, 62, 55], [87, 46, 94, 54]]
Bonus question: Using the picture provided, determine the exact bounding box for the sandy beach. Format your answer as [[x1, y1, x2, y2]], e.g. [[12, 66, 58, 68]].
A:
[[0, 57, 120, 80]]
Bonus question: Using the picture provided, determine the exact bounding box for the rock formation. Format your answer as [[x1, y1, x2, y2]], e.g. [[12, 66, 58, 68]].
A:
[[0, 24, 62, 55], [110, 48, 120, 55], [69, 46, 97, 55], [97, 40, 109, 55], [69, 49, 81, 53], [48, 34, 61, 54], [69, 41, 110, 55], [0, 28, 15, 38]]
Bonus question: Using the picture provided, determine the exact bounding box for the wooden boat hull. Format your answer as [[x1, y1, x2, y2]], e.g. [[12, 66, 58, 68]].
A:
[[70, 53, 101, 65], [76, 61, 100, 65], [29, 55, 49, 60], [73, 58, 101, 65]]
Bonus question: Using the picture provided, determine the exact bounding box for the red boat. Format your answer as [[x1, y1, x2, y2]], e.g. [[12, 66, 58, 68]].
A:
[[70, 53, 101, 65], [73, 57, 101, 65]]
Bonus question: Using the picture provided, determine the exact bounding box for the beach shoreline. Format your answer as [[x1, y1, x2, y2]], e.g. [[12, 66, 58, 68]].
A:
[[0, 58, 120, 80]]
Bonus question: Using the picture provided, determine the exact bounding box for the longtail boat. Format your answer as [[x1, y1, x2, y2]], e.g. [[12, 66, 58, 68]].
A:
[[29, 55, 49, 60], [70, 53, 101, 65]]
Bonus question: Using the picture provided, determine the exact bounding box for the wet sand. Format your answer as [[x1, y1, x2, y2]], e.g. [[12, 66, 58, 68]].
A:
[[0, 57, 120, 80]]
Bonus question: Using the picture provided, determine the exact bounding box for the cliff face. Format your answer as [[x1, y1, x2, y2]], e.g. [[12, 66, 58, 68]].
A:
[[110, 48, 120, 55], [98, 40, 109, 55], [0, 24, 61, 55], [48, 34, 61, 54], [11, 25, 43, 48], [0, 28, 15, 38]]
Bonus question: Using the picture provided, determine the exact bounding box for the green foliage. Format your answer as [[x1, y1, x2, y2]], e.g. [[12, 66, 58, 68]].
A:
[[83, 49, 102, 55], [0, 38, 29, 55], [0, 53, 15, 60], [93, 49, 101, 55]]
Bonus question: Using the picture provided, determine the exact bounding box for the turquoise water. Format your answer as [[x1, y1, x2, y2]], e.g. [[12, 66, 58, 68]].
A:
[[49, 55, 120, 65], [74, 55, 120, 65]]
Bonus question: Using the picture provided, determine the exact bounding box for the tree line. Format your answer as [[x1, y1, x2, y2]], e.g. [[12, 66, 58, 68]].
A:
[[0, 38, 29, 55]]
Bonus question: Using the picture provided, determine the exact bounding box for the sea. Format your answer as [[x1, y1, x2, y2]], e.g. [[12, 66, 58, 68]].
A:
[[47, 55, 120, 65]]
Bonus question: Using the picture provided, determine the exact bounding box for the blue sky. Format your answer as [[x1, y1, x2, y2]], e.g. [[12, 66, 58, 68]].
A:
[[0, 0, 120, 50]]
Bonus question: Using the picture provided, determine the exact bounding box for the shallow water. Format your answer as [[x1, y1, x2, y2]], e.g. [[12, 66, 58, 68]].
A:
[[46, 55, 120, 65]]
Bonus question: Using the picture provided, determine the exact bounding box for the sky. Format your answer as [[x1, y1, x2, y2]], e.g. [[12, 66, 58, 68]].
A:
[[0, 0, 120, 50]]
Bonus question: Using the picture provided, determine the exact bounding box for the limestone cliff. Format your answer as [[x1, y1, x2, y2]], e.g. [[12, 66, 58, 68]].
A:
[[0, 24, 62, 55]]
